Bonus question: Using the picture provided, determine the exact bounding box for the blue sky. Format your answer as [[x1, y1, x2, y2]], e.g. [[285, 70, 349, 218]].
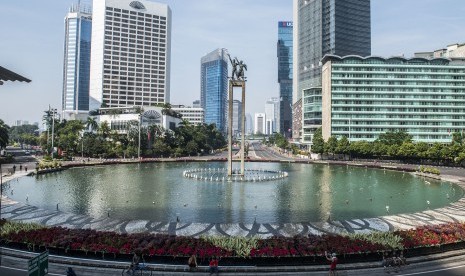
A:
[[1, 0, 465, 126]]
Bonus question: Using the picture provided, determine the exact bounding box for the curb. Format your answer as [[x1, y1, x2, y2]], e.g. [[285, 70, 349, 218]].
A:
[[2, 247, 465, 273]]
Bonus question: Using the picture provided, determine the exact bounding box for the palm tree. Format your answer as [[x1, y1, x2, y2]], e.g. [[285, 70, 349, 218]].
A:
[[0, 119, 9, 149], [99, 121, 111, 139], [86, 117, 99, 133]]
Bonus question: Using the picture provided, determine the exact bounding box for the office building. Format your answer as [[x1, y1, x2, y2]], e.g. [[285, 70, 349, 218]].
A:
[[415, 43, 465, 59], [232, 100, 242, 137], [200, 48, 229, 132], [265, 97, 280, 135], [245, 113, 253, 135], [172, 105, 204, 125], [278, 21, 293, 136], [89, 0, 171, 110], [321, 55, 465, 143], [62, 4, 92, 120], [293, 0, 371, 145], [254, 113, 266, 135], [192, 100, 201, 108]]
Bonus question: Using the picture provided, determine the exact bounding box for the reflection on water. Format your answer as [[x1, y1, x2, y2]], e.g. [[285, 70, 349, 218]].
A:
[[5, 162, 463, 223]]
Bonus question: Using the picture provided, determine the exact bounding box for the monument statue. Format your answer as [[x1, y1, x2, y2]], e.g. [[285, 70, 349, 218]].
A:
[[228, 54, 247, 81]]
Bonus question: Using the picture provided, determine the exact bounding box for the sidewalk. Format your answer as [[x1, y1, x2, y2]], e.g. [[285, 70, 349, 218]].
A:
[[2, 246, 465, 275]]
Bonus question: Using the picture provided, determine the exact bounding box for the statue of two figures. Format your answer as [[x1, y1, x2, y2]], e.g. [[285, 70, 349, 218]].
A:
[[228, 54, 247, 81]]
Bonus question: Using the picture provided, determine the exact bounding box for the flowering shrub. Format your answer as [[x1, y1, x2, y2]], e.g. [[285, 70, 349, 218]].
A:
[[397, 223, 465, 248], [2, 219, 465, 258]]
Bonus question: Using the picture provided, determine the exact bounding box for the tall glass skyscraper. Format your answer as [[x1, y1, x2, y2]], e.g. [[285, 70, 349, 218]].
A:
[[200, 48, 228, 133], [62, 4, 92, 119], [293, 0, 371, 144], [277, 21, 293, 137]]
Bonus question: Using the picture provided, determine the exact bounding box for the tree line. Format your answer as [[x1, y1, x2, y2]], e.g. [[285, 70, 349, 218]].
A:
[[310, 127, 465, 164], [1, 112, 226, 159]]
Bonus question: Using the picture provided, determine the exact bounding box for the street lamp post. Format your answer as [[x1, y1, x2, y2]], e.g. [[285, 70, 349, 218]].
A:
[[348, 118, 351, 141], [51, 108, 56, 159], [81, 131, 84, 159], [138, 114, 141, 160]]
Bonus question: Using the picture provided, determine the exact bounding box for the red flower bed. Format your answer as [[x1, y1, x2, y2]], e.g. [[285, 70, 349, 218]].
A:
[[249, 235, 386, 257], [397, 223, 465, 248], [2, 219, 465, 259]]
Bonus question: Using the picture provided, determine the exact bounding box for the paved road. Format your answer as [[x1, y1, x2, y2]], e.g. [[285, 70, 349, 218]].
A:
[[2, 258, 465, 275]]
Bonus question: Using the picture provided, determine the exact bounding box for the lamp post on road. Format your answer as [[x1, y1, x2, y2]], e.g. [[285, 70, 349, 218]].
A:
[[348, 117, 351, 141], [50, 108, 57, 159], [138, 114, 141, 160], [81, 131, 85, 159]]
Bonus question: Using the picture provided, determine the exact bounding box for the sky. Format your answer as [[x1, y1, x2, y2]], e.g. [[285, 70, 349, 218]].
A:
[[1, 0, 465, 126]]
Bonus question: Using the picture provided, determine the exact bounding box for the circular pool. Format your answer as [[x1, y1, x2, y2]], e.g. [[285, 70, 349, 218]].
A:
[[4, 162, 463, 224]]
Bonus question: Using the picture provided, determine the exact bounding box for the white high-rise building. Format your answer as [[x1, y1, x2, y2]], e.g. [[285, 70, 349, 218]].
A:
[[89, 0, 171, 110], [254, 113, 266, 135], [265, 97, 279, 135]]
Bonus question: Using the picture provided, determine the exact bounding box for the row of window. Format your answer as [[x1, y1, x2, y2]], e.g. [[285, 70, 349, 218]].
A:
[[332, 101, 464, 107], [333, 66, 465, 74], [104, 101, 163, 107], [105, 25, 166, 34], [104, 42, 166, 52], [333, 73, 465, 79], [105, 15, 166, 25], [332, 108, 465, 113], [105, 6, 166, 20], [331, 133, 452, 140]]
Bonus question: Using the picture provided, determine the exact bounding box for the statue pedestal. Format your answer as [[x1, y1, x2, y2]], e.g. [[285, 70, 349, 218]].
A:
[[228, 80, 246, 176]]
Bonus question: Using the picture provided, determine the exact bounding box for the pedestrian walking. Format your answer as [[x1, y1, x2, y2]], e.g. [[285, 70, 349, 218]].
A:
[[325, 251, 338, 276]]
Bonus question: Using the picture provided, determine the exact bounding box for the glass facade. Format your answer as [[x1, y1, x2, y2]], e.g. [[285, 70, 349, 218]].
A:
[[200, 49, 228, 133], [322, 55, 465, 143], [296, 0, 371, 143], [278, 21, 293, 136], [62, 5, 92, 114]]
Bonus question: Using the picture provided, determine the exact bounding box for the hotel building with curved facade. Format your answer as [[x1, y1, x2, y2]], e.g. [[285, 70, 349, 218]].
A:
[[293, 0, 371, 145], [321, 55, 465, 143]]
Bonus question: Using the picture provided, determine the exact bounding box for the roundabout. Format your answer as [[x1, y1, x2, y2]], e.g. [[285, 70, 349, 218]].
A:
[[1, 160, 465, 236], [2, 159, 465, 272]]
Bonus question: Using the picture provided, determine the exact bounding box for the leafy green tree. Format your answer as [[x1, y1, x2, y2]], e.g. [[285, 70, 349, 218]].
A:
[[325, 136, 338, 156], [9, 124, 39, 145], [335, 136, 350, 155], [311, 127, 325, 154], [0, 119, 9, 149], [452, 132, 464, 145], [427, 143, 443, 163], [371, 141, 388, 158], [415, 142, 429, 160], [377, 130, 412, 146], [350, 141, 371, 157], [56, 120, 84, 156], [397, 141, 416, 159]]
